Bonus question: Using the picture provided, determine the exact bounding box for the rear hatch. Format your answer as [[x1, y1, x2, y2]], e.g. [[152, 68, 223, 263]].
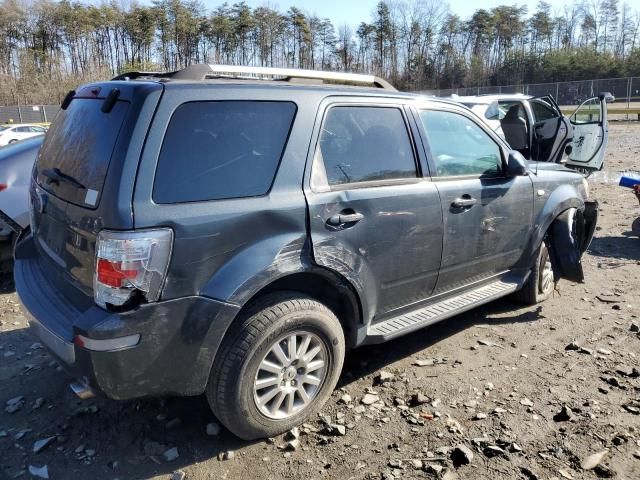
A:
[[30, 82, 163, 297]]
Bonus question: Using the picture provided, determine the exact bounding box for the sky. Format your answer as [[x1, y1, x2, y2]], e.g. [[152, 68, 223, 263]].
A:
[[198, 0, 574, 27]]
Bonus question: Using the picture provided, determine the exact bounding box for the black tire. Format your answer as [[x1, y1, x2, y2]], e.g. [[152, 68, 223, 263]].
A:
[[514, 241, 554, 305], [8, 139, 18, 144], [207, 292, 345, 440], [0, 233, 16, 275], [632, 217, 640, 237]]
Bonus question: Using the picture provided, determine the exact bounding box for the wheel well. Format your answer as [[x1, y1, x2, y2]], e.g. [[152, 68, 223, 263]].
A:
[[240, 271, 361, 348]]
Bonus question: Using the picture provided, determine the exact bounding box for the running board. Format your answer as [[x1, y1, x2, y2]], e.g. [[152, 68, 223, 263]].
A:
[[366, 279, 519, 343]]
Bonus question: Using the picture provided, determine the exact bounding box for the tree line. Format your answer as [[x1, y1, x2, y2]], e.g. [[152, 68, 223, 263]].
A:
[[1, 0, 639, 104]]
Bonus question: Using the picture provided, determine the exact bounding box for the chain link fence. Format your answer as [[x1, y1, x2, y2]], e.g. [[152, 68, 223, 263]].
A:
[[422, 76, 640, 107], [0, 104, 60, 124]]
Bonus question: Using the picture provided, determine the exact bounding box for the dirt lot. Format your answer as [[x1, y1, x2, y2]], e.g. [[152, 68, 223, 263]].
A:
[[1, 123, 639, 480]]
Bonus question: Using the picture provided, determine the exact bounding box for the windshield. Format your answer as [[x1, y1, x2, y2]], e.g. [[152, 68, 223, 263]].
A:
[[36, 98, 129, 208], [0, 125, 10, 132]]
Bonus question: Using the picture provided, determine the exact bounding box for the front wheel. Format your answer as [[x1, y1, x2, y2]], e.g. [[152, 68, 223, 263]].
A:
[[207, 292, 345, 440], [514, 241, 554, 305]]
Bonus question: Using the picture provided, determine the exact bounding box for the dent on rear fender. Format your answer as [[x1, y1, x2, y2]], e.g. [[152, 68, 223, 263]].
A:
[[201, 233, 308, 305], [311, 236, 377, 324]]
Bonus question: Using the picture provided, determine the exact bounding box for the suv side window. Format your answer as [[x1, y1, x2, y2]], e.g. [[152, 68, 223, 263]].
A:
[[317, 106, 417, 187], [530, 99, 558, 122], [154, 101, 296, 203], [420, 110, 502, 177]]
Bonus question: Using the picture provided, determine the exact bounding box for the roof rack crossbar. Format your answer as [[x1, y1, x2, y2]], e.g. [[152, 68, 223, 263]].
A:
[[112, 64, 396, 91], [205, 65, 396, 90]]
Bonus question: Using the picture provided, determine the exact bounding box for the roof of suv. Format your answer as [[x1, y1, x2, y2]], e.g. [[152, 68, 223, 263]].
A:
[[110, 63, 464, 108]]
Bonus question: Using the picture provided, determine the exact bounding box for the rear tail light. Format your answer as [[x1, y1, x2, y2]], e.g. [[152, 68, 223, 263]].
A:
[[94, 229, 173, 308], [0, 183, 7, 192]]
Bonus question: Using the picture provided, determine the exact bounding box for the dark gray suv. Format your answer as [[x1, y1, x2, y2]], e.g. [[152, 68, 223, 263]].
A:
[[14, 65, 598, 440]]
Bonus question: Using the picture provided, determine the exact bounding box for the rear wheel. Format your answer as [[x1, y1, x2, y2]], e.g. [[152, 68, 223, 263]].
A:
[[514, 241, 554, 305], [207, 292, 345, 440]]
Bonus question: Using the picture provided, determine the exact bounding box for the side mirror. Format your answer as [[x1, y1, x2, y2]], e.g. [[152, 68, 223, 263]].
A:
[[599, 92, 615, 103], [506, 151, 528, 177]]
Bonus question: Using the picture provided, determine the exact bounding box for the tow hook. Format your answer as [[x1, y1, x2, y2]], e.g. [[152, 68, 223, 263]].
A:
[[69, 379, 95, 400]]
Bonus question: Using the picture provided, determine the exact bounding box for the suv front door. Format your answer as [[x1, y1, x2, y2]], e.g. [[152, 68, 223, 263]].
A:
[[417, 106, 534, 295], [305, 101, 443, 323]]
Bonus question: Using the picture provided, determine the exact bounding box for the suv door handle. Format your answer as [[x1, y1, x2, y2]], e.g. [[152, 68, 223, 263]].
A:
[[451, 197, 477, 209], [327, 211, 364, 226]]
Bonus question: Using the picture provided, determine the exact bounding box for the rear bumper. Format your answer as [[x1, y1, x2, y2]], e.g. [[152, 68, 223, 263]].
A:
[[14, 233, 240, 400]]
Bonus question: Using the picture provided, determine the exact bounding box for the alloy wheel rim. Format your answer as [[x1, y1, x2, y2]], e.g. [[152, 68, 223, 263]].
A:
[[253, 331, 328, 420]]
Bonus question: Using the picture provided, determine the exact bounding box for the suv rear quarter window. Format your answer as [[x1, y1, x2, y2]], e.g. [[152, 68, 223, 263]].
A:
[[153, 101, 296, 204]]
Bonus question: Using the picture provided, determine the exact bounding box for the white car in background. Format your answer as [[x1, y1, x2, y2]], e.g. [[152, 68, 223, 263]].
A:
[[0, 136, 44, 272], [450, 92, 613, 173], [0, 123, 48, 146]]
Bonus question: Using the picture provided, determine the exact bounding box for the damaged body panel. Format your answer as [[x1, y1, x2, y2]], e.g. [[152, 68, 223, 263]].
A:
[[15, 234, 241, 397], [524, 162, 598, 283], [306, 183, 443, 325], [547, 201, 599, 283], [131, 84, 323, 304]]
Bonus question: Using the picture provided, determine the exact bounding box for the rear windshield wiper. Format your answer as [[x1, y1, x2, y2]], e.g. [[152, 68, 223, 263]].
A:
[[41, 168, 86, 190]]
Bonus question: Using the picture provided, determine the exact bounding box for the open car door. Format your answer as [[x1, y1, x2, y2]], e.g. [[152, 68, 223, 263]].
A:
[[565, 92, 614, 173], [529, 95, 570, 163]]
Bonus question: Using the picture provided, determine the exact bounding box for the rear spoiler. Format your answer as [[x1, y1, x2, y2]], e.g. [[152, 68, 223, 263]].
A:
[[0, 209, 23, 235]]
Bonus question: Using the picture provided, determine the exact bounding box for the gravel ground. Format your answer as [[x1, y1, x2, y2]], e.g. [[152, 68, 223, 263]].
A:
[[1, 122, 639, 480]]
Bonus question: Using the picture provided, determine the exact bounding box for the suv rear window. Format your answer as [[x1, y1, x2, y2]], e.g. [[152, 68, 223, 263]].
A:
[[153, 101, 296, 203], [36, 98, 130, 207]]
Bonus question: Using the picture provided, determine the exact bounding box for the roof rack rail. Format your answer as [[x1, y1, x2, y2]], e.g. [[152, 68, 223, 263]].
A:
[[112, 64, 396, 91]]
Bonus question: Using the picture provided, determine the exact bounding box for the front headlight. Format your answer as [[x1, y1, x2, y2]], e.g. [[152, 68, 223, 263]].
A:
[[582, 177, 590, 198]]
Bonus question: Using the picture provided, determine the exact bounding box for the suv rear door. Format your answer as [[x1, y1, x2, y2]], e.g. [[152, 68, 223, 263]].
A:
[[305, 99, 443, 324], [565, 93, 612, 172]]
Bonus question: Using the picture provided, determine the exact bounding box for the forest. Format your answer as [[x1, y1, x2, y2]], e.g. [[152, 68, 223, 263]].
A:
[[1, 0, 640, 104]]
